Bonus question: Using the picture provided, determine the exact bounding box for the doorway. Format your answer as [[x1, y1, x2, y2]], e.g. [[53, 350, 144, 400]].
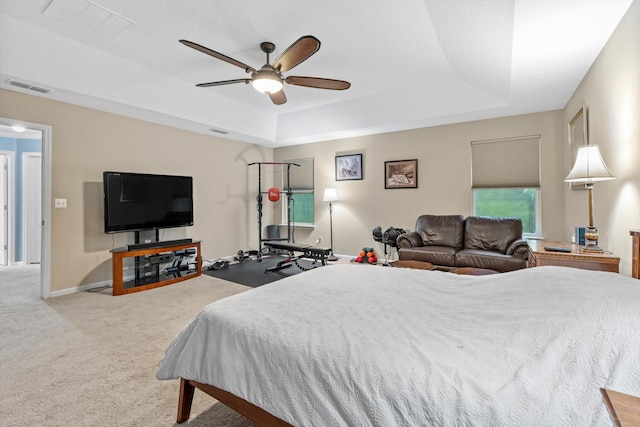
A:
[[0, 120, 50, 298]]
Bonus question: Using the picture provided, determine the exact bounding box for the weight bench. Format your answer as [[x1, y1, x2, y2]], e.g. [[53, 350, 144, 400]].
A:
[[262, 242, 332, 272]]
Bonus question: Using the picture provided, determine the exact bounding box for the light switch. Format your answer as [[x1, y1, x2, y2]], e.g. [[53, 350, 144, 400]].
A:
[[55, 198, 67, 208]]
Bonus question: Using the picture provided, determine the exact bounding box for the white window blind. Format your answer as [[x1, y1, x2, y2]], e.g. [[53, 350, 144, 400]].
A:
[[471, 135, 540, 188], [288, 158, 313, 190]]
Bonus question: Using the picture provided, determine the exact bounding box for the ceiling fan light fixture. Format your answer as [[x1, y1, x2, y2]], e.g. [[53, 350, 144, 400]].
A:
[[181, 35, 349, 105], [251, 67, 283, 94]]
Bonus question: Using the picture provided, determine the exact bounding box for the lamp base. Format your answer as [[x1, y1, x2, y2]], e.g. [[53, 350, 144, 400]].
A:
[[327, 254, 339, 262], [581, 244, 605, 254], [581, 226, 603, 253]]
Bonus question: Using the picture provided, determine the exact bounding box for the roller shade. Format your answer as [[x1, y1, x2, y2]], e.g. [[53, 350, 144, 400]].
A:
[[287, 158, 314, 191], [471, 136, 540, 188]]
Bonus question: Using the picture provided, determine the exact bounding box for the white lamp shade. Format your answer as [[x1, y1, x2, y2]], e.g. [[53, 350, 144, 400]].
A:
[[564, 145, 615, 183], [322, 188, 338, 202]]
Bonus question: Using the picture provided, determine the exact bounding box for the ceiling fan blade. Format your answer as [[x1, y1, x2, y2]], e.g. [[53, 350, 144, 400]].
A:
[[269, 90, 287, 105], [180, 39, 256, 73], [285, 76, 351, 90], [196, 79, 251, 87], [273, 35, 320, 72]]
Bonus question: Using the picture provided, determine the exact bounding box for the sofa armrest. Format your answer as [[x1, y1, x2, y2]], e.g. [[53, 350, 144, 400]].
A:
[[396, 231, 423, 248], [506, 239, 535, 266]]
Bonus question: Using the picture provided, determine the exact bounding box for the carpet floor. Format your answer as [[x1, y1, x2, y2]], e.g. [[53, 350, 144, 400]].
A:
[[0, 264, 258, 426], [203, 255, 324, 287], [1, 258, 352, 425]]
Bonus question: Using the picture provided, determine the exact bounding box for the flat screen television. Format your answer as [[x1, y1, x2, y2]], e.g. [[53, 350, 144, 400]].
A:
[[103, 171, 193, 234]]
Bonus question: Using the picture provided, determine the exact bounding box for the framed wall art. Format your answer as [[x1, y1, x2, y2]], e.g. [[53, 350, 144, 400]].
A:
[[384, 159, 418, 189], [335, 154, 363, 181], [568, 106, 588, 190]]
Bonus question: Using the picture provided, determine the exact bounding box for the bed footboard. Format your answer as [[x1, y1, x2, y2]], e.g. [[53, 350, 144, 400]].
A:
[[176, 378, 293, 426]]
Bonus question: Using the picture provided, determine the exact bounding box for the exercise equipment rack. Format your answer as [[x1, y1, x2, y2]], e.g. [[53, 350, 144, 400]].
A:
[[248, 161, 300, 259]]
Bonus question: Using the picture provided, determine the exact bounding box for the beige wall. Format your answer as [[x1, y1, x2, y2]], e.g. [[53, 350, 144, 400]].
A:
[[0, 89, 273, 293], [275, 110, 566, 260], [1, 0, 636, 294], [563, 0, 640, 276]]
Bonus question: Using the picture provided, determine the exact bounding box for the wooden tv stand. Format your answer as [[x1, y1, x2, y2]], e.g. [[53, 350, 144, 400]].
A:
[[110, 240, 201, 296]]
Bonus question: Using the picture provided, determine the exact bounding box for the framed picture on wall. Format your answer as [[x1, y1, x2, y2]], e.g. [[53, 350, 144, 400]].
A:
[[568, 106, 589, 190], [384, 159, 418, 189], [335, 154, 363, 181]]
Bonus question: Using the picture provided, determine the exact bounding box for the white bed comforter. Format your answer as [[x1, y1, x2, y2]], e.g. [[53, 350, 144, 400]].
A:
[[157, 265, 640, 426]]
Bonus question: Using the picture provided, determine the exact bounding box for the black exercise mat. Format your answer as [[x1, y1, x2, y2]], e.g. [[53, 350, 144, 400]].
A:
[[202, 256, 320, 287]]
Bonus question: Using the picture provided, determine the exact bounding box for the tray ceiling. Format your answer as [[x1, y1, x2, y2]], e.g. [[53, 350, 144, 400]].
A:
[[0, 0, 633, 147]]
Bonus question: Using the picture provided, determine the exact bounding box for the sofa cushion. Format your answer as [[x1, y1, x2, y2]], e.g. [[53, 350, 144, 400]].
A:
[[464, 216, 523, 254], [415, 214, 465, 249], [455, 248, 527, 272], [398, 245, 457, 267]]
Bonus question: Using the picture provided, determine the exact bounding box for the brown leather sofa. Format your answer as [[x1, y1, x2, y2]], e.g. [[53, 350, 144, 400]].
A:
[[396, 215, 532, 272]]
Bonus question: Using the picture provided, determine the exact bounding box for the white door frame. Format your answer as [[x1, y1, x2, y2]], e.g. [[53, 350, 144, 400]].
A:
[[0, 118, 51, 298], [22, 152, 42, 265]]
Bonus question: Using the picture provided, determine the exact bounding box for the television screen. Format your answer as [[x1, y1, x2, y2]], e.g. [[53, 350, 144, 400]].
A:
[[103, 171, 193, 233]]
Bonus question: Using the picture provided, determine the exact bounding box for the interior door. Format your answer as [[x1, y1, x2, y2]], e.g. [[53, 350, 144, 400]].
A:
[[24, 153, 42, 264], [0, 154, 7, 266]]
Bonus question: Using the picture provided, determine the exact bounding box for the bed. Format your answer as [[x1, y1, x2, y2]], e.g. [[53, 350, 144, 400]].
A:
[[156, 264, 640, 426]]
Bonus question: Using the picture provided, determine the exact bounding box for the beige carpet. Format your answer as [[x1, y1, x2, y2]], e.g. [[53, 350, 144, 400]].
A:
[[0, 264, 259, 426]]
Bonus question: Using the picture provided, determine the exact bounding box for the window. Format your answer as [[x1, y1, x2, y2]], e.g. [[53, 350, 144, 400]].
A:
[[473, 188, 539, 234], [290, 192, 314, 224], [471, 136, 541, 236], [284, 158, 314, 225]]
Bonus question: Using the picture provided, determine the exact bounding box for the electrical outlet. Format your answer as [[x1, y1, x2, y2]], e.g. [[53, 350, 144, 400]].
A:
[[318, 235, 323, 242], [54, 198, 67, 208]]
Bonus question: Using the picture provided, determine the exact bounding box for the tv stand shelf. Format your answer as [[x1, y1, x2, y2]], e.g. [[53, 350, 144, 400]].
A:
[[110, 241, 201, 296]]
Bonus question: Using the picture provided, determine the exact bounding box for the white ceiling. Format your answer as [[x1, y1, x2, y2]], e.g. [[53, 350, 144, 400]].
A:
[[0, 0, 633, 147]]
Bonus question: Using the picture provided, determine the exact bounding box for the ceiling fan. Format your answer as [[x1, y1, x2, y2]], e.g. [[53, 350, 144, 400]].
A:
[[179, 35, 350, 105]]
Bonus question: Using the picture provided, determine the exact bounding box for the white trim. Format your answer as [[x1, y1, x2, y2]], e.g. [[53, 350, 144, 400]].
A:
[[48, 280, 112, 298], [278, 223, 316, 229]]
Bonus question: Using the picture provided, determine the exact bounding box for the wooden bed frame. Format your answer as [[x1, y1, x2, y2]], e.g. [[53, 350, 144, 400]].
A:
[[178, 378, 638, 426], [177, 378, 292, 426]]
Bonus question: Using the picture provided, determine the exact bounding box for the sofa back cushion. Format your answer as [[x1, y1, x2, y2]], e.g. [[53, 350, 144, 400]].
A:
[[464, 216, 523, 254], [415, 215, 465, 249]]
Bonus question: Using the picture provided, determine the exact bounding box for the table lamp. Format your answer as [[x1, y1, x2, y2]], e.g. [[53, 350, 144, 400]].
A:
[[564, 145, 615, 253]]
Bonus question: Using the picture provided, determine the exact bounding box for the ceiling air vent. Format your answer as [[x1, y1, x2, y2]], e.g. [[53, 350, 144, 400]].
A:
[[7, 79, 51, 94], [209, 128, 229, 135]]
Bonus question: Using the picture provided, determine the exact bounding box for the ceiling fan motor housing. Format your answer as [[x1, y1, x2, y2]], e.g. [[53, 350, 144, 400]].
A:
[[260, 42, 276, 54]]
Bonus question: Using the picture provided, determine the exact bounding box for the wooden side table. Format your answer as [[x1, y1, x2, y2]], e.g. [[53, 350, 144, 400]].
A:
[[631, 230, 639, 279], [528, 240, 620, 273], [390, 260, 434, 270]]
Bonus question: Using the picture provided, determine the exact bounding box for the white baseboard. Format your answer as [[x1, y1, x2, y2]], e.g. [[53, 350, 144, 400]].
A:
[[49, 279, 112, 298]]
